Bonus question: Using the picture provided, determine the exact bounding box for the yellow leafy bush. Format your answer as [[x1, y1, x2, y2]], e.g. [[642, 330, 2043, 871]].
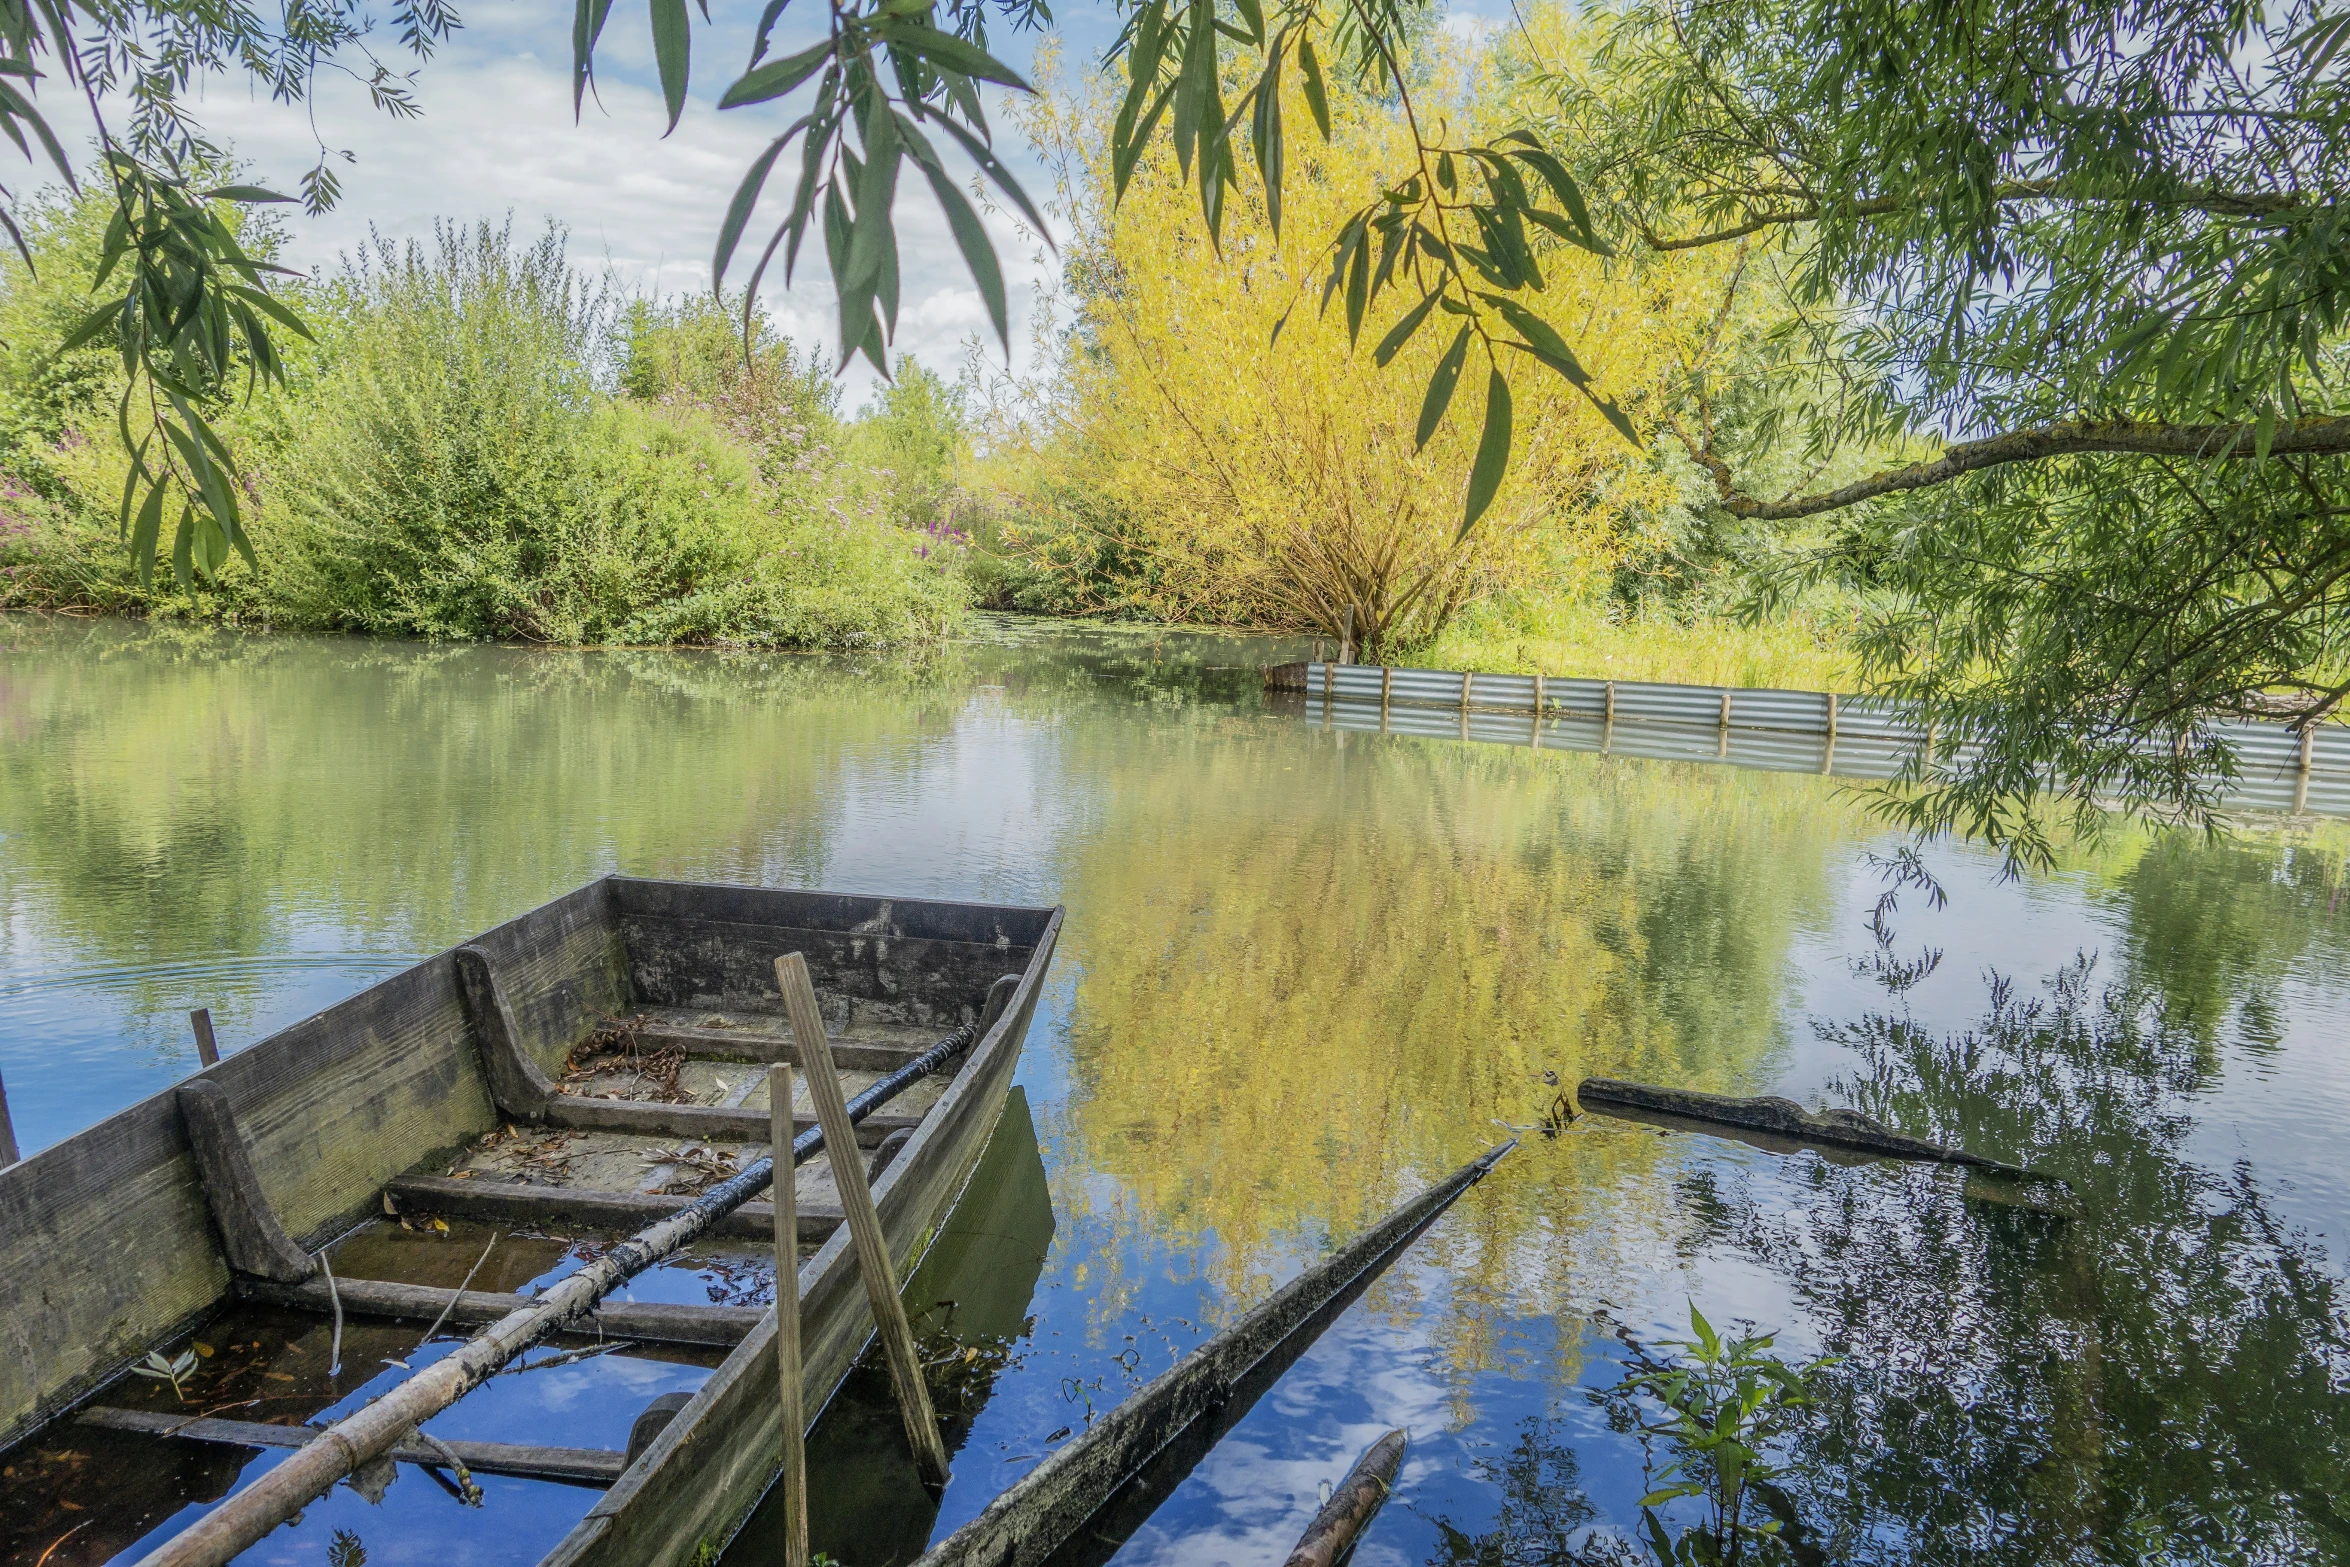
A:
[[988, 16, 1773, 652]]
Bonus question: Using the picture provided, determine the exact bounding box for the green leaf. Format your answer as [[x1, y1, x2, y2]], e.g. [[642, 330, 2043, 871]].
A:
[[2254, 403, 2277, 461], [720, 39, 834, 108], [572, 0, 618, 113], [908, 135, 1008, 350], [1461, 367, 1511, 534], [1344, 227, 1371, 343], [1482, 294, 1583, 379], [714, 132, 792, 280], [128, 473, 167, 586], [1643, 1508, 1677, 1567], [1510, 146, 1611, 254], [171, 505, 197, 589], [1251, 54, 1284, 237], [1113, 77, 1178, 200], [1297, 37, 1331, 139], [199, 185, 297, 204], [928, 112, 1054, 243], [1417, 322, 1471, 450], [227, 285, 315, 340], [874, 24, 1032, 91], [1172, 0, 1215, 178], [1375, 289, 1442, 367]]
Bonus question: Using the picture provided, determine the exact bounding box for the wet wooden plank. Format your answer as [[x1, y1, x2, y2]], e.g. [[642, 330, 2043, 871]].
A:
[[175, 1080, 316, 1284], [385, 1174, 844, 1244], [76, 1406, 626, 1485], [610, 879, 1057, 952], [626, 1024, 929, 1074], [238, 1276, 764, 1347], [543, 1098, 918, 1145]]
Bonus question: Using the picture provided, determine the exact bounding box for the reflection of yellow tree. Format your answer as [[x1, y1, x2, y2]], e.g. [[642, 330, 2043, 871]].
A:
[[1040, 713, 1863, 1395]]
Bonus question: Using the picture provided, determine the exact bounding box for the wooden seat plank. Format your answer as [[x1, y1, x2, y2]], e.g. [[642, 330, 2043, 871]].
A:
[[77, 1406, 626, 1486], [385, 1174, 842, 1244], [238, 1276, 764, 1347]]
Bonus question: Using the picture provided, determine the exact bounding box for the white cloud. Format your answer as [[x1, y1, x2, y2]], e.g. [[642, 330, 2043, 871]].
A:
[[13, 1, 1069, 411]]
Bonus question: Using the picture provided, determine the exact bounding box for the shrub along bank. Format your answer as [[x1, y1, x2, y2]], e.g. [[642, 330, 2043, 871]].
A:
[[0, 202, 962, 649]]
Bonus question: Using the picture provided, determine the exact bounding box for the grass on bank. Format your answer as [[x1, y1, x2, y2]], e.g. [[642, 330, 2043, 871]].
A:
[[1390, 597, 1859, 691]]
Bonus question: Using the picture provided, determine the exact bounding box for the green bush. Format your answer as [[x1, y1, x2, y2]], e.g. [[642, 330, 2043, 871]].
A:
[[0, 200, 964, 647]]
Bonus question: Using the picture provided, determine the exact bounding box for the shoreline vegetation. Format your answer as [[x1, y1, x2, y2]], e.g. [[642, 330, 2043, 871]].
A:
[[0, 11, 1879, 687]]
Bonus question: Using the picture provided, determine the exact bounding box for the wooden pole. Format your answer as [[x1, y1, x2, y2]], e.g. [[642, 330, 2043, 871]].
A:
[[1824, 690, 1840, 740], [1603, 680, 1616, 725], [190, 1008, 220, 1068], [769, 1062, 810, 1567], [1339, 605, 1353, 667], [1284, 1430, 1407, 1567], [0, 1065, 18, 1167], [774, 953, 951, 1488]]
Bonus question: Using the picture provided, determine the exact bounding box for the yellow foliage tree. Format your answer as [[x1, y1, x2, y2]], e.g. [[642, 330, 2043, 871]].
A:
[[988, 14, 1773, 651]]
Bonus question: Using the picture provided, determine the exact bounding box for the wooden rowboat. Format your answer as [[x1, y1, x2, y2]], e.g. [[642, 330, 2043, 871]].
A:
[[0, 876, 1062, 1566]]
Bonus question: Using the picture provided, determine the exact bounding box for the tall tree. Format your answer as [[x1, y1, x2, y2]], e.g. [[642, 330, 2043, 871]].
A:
[[1546, 0, 2350, 862]]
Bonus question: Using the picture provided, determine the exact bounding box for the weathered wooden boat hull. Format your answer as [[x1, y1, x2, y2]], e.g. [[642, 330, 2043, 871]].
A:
[[0, 875, 1061, 1567], [548, 900, 1058, 1566]]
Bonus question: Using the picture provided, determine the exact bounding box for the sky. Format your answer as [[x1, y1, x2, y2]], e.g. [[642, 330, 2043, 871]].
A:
[[45, 0, 1127, 410], [6, 0, 1513, 412]]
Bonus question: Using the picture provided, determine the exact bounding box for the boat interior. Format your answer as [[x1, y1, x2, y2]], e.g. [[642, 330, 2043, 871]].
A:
[[0, 877, 1059, 1566]]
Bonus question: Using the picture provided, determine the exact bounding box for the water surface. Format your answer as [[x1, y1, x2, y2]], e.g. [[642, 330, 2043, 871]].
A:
[[2, 614, 2345, 1567]]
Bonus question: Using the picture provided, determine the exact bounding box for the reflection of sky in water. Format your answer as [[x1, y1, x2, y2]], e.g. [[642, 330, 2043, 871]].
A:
[[4, 615, 2346, 1565]]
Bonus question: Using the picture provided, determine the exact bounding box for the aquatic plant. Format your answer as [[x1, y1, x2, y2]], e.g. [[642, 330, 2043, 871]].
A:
[[1615, 1306, 1828, 1567], [126, 1347, 200, 1403]]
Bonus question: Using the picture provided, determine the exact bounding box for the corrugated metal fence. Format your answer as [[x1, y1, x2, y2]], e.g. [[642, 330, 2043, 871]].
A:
[[1264, 661, 2350, 818]]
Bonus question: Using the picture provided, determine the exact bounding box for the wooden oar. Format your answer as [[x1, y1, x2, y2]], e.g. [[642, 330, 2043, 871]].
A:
[[1285, 1429, 1407, 1567], [137, 994, 1002, 1567], [906, 1140, 1515, 1567]]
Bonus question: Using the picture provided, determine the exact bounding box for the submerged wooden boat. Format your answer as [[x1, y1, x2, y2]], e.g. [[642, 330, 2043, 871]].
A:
[[0, 876, 1061, 1566]]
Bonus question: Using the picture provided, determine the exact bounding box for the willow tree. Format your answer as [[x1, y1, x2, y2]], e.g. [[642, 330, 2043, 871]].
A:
[[1545, 0, 2350, 863], [978, 22, 1763, 650]]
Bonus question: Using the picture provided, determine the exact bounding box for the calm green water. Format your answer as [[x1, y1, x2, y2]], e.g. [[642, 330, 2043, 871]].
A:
[[3, 613, 2347, 1567]]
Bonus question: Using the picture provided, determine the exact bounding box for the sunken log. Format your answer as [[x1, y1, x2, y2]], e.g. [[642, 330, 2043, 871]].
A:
[[906, 1142, 1514, 1567], [1575, 1078, 2050, 1181], [77, 1406, 625, 1486], [237, 1275, 764, 1348], [1285, 1429, 1407, 1567]]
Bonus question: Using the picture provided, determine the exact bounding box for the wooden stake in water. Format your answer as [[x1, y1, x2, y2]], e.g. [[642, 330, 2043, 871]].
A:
[[769, 1061, 809, 1567], [190, 1008, 220, 1068], [0, 1065, 18, 1167], [773, 953, 951, 1488]]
